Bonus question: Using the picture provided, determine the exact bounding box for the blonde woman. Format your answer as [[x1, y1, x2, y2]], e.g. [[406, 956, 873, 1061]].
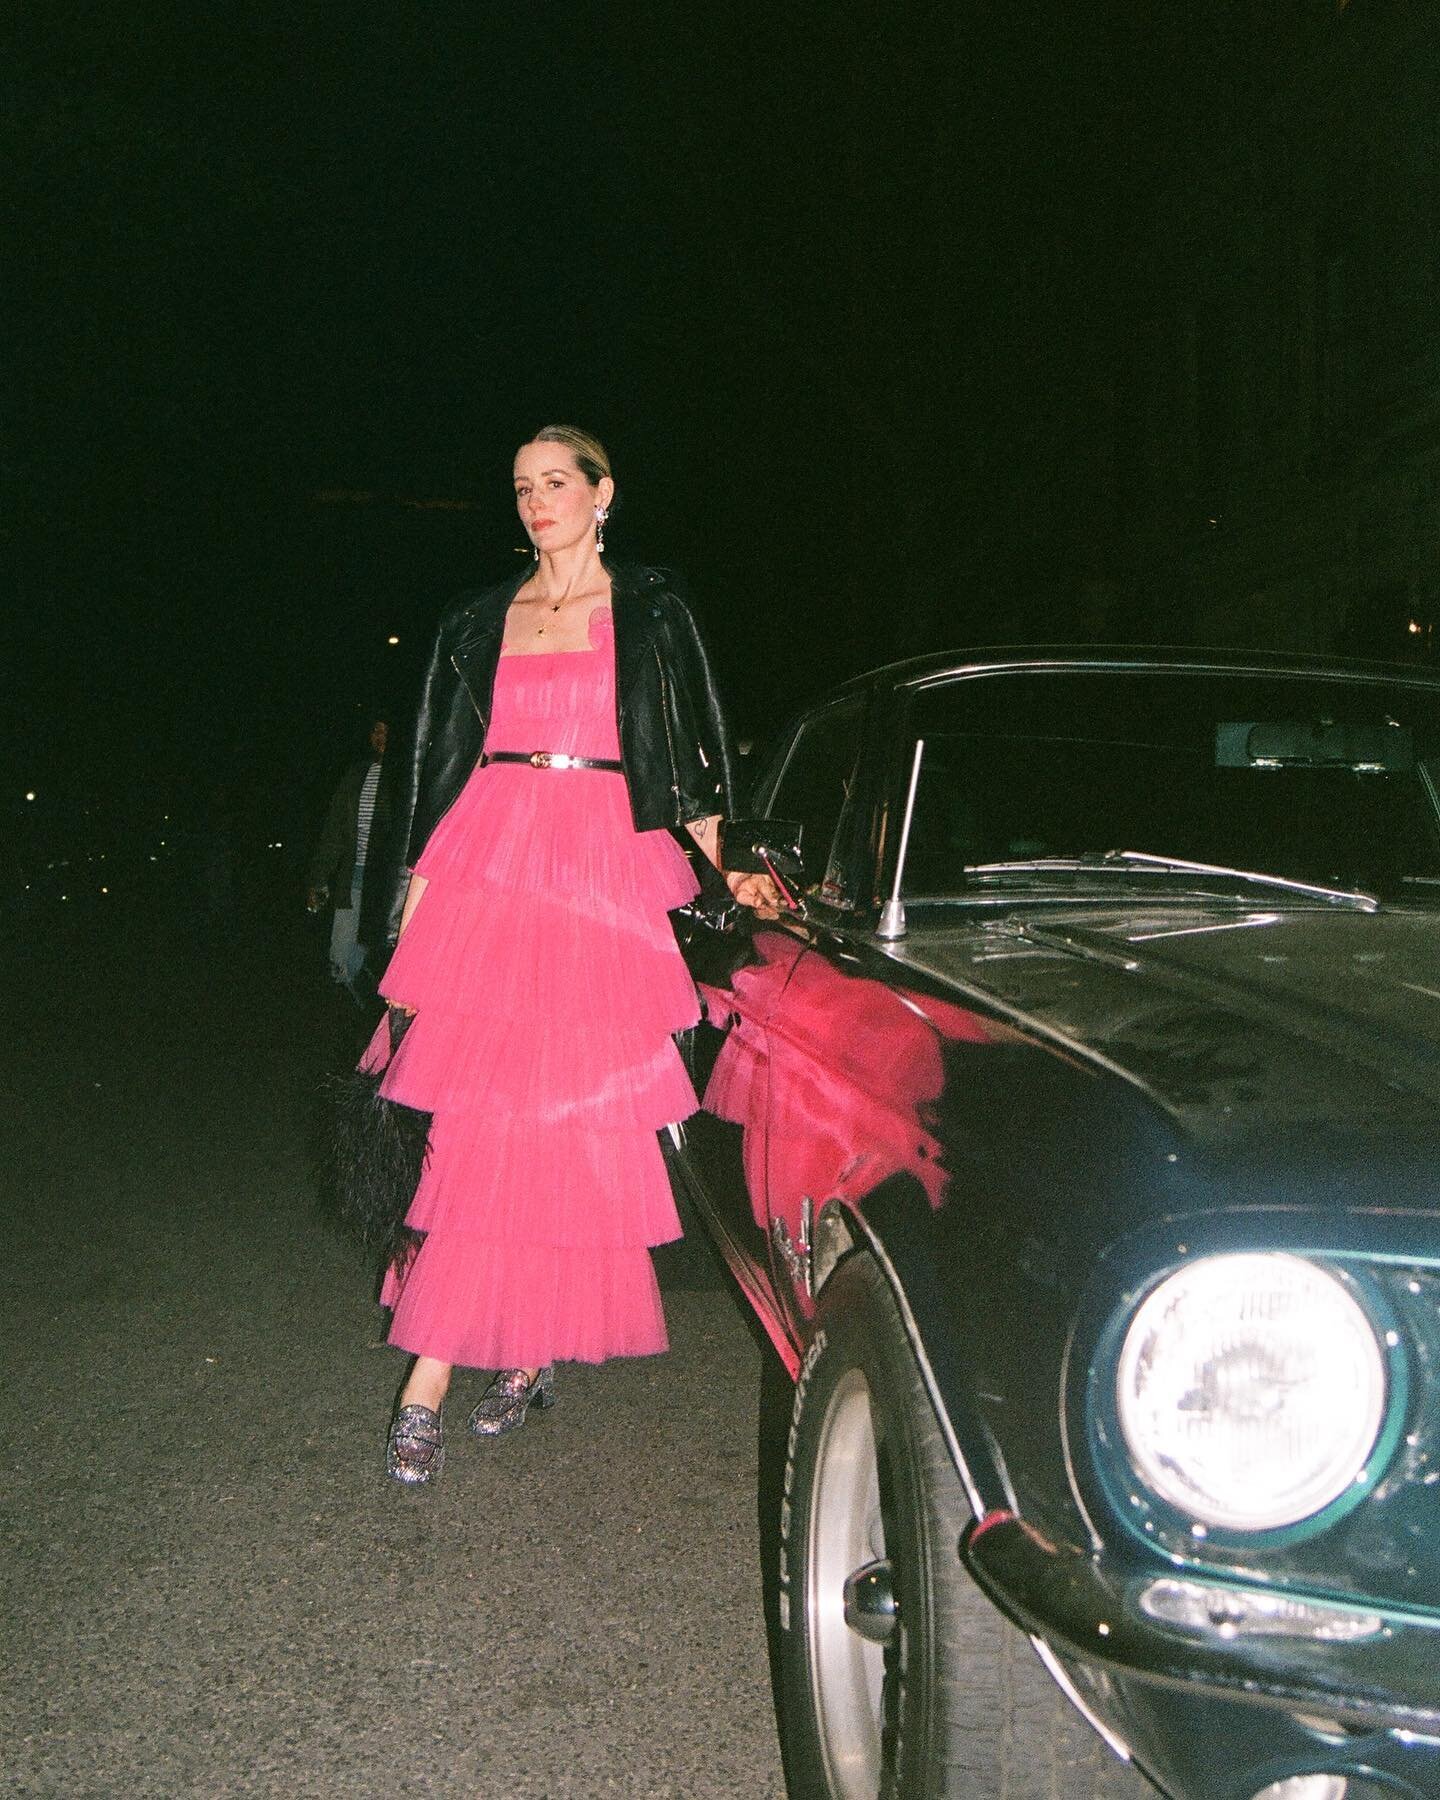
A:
[[364, 425, 775, 1484]]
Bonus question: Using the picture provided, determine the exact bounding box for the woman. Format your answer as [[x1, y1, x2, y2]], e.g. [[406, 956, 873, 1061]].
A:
[[364, 424, 775, 1485]]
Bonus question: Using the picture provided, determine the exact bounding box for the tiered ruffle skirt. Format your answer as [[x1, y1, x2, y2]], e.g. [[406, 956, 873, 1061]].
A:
[[364, 750, 701, 1367]]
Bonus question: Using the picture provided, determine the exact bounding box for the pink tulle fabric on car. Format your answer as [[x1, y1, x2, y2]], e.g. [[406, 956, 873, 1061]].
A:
[[361, 607, 701, 1365]]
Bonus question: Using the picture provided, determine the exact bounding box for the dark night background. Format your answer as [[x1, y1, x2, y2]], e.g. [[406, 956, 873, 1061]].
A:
[[6, 2, 1438, 902]]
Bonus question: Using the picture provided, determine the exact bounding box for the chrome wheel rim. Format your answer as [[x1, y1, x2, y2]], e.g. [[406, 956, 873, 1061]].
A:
[[807, 1368, 887, 1798]]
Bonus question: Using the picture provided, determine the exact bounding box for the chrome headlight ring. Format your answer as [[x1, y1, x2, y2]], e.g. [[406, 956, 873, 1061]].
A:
[[1091, 1252, 1410, 1551]]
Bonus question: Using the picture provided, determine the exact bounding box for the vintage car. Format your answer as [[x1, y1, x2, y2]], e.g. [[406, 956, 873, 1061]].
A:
[[670, 648, 1440, 1800]]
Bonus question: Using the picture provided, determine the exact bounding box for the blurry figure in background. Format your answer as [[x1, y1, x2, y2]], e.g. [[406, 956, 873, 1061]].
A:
[[306, 717, 391, 998]]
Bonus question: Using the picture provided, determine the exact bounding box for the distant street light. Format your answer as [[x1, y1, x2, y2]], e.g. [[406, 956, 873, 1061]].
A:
[[24, 790, 36, 801], [387, 635, 400, 646]]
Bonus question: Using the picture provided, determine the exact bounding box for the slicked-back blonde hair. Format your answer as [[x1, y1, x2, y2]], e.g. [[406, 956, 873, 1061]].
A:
[[528, 423, 613, 491]]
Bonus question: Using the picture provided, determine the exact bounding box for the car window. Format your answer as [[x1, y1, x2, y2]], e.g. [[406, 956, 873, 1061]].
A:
[[768, 698, 866, 908], [902, 669, 1440, 901]]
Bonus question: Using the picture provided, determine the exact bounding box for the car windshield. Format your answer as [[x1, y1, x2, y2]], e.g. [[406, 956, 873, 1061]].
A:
[[902, 667, 1440, 904]]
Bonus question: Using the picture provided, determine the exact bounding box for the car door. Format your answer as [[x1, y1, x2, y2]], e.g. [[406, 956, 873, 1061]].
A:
[[744, 689, 1005, 1347], [676, 692, 874, 1360]]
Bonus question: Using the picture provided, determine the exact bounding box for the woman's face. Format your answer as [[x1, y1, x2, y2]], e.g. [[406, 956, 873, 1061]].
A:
[[513, 442, 614, 555]]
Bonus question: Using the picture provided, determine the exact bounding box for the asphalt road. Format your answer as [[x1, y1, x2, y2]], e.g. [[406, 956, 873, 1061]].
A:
[[3, 887, 788, 1799]]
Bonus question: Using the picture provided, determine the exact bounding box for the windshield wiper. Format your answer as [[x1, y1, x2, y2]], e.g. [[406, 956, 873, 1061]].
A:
[[964, 850, 1379, 911]]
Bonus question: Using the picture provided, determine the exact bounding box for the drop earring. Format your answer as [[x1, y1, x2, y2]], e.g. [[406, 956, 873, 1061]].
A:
[[532, 545, 540, 562], [595, 506, 608, 555]]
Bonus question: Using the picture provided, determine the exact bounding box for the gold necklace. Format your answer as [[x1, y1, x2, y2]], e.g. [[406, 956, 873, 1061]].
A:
[[535, 599, 562, 637]]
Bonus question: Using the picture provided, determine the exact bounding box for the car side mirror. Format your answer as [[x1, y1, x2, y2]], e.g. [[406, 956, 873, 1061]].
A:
[[721, 817, 805, 880]]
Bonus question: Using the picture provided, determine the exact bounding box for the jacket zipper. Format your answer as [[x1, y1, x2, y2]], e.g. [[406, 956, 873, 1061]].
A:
[[451, 652, 491, 731], [653, 643, 682, 804], [421, 651, 488, 839]]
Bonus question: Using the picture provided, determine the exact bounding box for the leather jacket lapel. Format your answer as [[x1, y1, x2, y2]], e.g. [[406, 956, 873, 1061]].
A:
[[451, 563, 657, 726], [448, 573, 521, 727], [608, 561, 662, 714]]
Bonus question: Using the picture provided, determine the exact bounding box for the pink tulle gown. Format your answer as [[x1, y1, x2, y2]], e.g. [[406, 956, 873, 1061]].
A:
[[362, 605, 701, 1367]]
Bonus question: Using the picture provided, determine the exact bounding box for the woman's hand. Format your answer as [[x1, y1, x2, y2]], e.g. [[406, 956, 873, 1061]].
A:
[[687, 815, 784, 917], [724, 868, 783, 919]]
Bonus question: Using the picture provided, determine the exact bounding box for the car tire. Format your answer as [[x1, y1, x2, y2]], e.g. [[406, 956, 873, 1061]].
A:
[[777, 1248, 1148, 1799]]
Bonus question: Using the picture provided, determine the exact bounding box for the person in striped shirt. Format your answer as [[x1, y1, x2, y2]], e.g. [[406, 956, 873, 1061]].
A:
[[306, 717, 392, 997]]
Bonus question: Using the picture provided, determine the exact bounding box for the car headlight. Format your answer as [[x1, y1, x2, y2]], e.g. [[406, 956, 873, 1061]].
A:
[[1115, 1253, 1387, 1533]]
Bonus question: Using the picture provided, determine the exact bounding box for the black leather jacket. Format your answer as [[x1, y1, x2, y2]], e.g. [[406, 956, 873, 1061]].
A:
[[374, 559, 736, 944]]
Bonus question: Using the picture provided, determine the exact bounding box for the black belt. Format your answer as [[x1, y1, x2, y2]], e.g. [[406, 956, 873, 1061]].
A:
[[483, 750, 624, 772]]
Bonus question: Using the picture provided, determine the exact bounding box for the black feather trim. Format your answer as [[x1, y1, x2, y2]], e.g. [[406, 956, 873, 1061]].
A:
[[323, 1008, 432, 1277]]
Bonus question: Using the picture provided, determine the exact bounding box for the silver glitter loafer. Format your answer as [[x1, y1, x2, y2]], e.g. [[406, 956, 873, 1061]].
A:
[[386, 1403, 445, 1485], [467, 1365, 557, 1439]]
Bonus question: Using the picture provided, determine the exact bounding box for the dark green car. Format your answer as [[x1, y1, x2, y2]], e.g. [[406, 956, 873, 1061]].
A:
[[674, 649, 1440, 1800]]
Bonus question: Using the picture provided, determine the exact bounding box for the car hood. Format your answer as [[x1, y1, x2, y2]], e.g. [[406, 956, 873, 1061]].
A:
[[887, 901, 1440, 1155]]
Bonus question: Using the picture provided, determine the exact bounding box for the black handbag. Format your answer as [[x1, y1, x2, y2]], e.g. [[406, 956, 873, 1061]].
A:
[[325, 1006, 432, 1275]]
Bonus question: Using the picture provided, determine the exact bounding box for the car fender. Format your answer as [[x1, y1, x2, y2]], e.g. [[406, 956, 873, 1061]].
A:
[[809, 1179, 1015, 1524]]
